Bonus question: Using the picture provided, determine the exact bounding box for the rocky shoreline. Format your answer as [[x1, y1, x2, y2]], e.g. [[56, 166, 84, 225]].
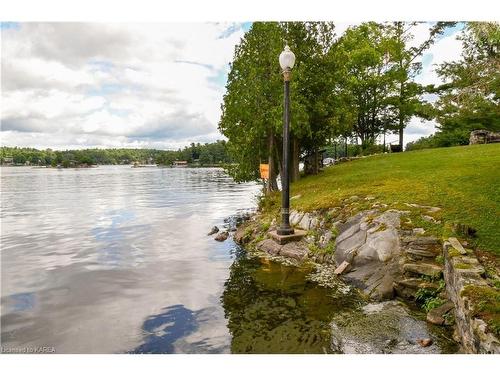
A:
[[220, 196, 500, 354]]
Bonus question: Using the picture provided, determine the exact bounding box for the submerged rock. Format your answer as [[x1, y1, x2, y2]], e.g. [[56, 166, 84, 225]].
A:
[[207, 226, 219, 236], [417, 338, 433, 347], [330, 301, 448, 353], [214, 231, 229, 242], [427, 301, 454, 326]]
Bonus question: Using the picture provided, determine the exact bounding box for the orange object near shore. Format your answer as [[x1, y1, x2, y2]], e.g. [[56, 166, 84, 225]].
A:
[[259, 164, 269, 179]]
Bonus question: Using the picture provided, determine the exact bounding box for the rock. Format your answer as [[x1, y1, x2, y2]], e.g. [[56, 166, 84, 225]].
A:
[[405, 248, 439, 259], [412, 228, 425, 235], [417, 338, 433, 347], [469, 129, 500, 144], [336, 217, 362, 243], [333, 210, 402, 301], [207, 226, 219, 235], [393, 278, 439, 299], [280, 241, 308, 261], [373, 210, 401, 228], [234, 225, 250, 244], [334, 261, 351, 275], [289, 211, 304, 226], [422, 215, 440, 224], [335, 229, 367, 264], [403, 263, 443, 278], [401, 236, 439, 246], [405, 203, 441, 213], [330, 301, 443, 353], [356, 228, 400, 264], [443, 241, 499, 353], [370, 273, 395, 301], [290, 194, 301, 200], [256, 238, 282, 255], [405, 203, 420, 208], [426, 301, 454, 325], [319, 231, 333, 248], [426, 207, 441, 213], [309, 217, 319, 229], [448, 237, 467, 255], [214, 231, 229, 242], [297, 213, 310, 230]]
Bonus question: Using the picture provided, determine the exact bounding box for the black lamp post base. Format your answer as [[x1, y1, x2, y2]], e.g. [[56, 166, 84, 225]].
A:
[[276, 226, 295, 236], [269, 229, 306, 245]]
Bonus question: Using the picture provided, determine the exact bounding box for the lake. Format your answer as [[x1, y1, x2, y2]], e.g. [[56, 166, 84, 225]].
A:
[[0, 166, 456, 353]]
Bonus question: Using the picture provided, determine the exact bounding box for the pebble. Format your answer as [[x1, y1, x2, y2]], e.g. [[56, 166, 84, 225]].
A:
[[417, 338, 433, 347]]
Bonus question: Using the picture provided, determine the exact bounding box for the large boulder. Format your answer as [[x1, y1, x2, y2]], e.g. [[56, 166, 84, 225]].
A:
[[334, 210, 402, 301], [469, 129, 500, 145]]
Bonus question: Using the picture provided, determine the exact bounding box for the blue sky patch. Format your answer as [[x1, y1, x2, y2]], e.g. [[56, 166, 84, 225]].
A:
[[0, 22, 20, 30]]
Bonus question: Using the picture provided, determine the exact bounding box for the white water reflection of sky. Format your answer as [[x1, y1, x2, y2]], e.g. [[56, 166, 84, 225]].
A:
[[1, 166, 260, 353]]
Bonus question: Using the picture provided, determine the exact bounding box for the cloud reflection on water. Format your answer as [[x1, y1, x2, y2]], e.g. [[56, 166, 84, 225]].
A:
[[1, 166, 259, 353]]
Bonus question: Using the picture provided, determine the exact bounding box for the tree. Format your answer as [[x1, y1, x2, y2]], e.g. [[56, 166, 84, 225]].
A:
[[198, 149, 213, 165], [220, 22, 343, 188], [385, 22, 448, 148], [283, 22, 337, 176], [335, 22, 396, 147], [433, 22, 500, 140], [219, 22, 288, 192]]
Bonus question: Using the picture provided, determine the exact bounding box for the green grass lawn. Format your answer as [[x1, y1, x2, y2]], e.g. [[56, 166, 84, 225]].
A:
[[283, 144, 500, 255]]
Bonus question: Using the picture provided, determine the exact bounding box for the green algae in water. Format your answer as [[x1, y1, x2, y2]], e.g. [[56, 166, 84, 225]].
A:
[[221, 255, 363, 353]]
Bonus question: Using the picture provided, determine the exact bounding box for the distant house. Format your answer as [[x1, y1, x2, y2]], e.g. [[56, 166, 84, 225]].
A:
[[172, 160, 188, 168]]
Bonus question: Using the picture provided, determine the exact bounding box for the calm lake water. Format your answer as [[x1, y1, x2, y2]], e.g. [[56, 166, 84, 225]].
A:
[[1, 166, 456, 354]]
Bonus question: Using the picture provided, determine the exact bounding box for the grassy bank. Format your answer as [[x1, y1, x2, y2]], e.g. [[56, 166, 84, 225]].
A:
[[266, 144, 500, 256]]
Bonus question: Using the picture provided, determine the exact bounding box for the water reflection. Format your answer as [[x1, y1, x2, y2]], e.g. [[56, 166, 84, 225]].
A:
[[221, 252, 362, 354], [1, 166, 259, 353], [131, 304, 197, 354]]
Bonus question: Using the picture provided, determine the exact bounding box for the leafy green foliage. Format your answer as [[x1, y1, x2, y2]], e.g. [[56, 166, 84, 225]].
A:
[[415, 279, 446, 312], [1, 140, 232, 167], [429, 22, 500, 143], [405, 129, 470, 151]]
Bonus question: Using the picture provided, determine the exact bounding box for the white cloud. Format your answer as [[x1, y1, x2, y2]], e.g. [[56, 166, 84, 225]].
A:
[[416, 27, 463, 86], [1, 22, 246, 149]]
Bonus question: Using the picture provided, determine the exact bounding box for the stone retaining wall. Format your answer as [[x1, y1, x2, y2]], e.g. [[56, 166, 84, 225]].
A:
[[443, 239, 500, 353]]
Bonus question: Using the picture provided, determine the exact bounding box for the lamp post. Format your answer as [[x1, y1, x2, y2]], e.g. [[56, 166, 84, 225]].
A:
[[277, 45, 296, 236]]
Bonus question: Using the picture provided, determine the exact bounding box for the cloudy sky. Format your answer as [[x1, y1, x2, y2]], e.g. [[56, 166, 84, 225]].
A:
[[1, 22, 463, 150]]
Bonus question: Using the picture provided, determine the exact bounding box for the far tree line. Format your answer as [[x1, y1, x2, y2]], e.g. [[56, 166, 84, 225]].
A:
[[0, 140, 233, 167], [219, 21, 499, 191]]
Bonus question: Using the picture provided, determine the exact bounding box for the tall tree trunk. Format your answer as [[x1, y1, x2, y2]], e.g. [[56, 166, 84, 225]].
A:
[[266, 130, 278, 194], [291, 136, 300, 182], [312, 147, 319, 175], [399, 65, 405, 150], [399, 119, 404, 151], [399, 115, 404, 150]]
